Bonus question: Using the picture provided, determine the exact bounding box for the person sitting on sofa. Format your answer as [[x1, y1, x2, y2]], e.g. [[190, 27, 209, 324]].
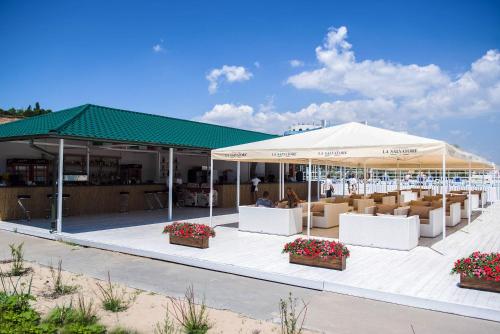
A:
[[279, 187, 301, 208], [256, 191, 274, 208]]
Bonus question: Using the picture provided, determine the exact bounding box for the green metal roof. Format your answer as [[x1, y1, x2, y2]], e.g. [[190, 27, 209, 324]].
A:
[[0, 104, 277, 149]]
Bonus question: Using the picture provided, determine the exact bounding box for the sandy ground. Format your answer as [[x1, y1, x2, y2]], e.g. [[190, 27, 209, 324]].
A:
[[0, 261, 314, 333]]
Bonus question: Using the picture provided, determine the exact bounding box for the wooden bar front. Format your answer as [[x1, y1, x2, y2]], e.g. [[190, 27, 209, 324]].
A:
[[0, 181, 319, 220], [0, 184, 166, 220]]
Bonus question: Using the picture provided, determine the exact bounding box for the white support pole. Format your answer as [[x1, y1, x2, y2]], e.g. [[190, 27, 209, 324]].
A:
[[168, 148, 174, 221], [209, 156, 214, 227], [442, 150, 447, 240], [468, 160, 472, 225], [307, 159, 312, 238], [385, 170, 388, 193], [482, 169, 485, 208], [278, 162, 282, 200], [343, 166, 346, 196], [282, 163, 286, 198], [363, 163, 367, 196], [236, 161, 240, 210], [316, 165, 320, 200], [56, 139, 64, 233]]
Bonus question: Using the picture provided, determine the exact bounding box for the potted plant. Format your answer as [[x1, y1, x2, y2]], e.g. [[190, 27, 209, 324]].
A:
[[163, 222, 215, 249], [451, 251, 500, 293], [282, 238, 349, 271]]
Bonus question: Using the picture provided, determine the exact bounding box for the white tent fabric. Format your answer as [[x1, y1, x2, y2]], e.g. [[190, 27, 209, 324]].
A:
[[212, 122, 493, 169]]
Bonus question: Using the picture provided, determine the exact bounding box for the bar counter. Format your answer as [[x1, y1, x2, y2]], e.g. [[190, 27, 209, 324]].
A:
[[0, 182, 319, 220], [0, 184, 167, 220]]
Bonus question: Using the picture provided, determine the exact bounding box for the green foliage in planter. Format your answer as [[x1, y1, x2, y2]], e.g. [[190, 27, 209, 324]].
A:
[[0, 292, 57, 334], [42, 295, 106, 334]]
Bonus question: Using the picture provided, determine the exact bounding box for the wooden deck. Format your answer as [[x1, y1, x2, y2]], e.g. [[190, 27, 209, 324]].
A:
[[1, 204, 500, 321]]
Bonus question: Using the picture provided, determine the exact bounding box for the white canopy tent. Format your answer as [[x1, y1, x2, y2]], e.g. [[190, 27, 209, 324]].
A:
[[209, 122, 495, 240]]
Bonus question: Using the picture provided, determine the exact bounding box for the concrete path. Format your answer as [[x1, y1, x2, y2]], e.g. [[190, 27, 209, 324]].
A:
[[1, 231, 499, 334]]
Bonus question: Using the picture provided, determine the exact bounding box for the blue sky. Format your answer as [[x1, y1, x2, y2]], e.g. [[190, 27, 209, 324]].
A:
[[1, 1, 499, 163]]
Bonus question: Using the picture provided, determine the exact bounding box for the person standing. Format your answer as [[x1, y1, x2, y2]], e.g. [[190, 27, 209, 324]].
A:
[[325, 174, 334, 198], [250, 175, 261, 201]]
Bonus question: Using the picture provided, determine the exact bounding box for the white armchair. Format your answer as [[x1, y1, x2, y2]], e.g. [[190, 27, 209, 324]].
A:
[[354, 198, 375, 213], [312, 202, 349, 228], [416, 207, 444, 238], [446, 202, 461, 227]]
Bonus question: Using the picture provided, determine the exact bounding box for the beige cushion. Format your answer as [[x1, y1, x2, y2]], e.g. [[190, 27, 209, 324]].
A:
[[408, 206, 431, 219], [375, 204, 398, 215], [311, 204, 325, 213]]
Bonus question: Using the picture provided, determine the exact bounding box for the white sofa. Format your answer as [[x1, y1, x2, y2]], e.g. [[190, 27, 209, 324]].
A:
[[446, 202, 461, 227], [339, 213, 419, 250], [417, 207, 443, 238], [238, 205, 303, 236]]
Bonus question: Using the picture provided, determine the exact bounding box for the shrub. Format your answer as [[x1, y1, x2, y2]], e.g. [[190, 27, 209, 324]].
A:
[[279, 293, 308, 334], [282, 238, 350, 259], [2, 242, 31, 276], [163, 222, 215, 239], [169, 285, 211, 334], [47, 259, 78, 298], [109, 326, 141, 334], [154, 307, 177, 334], [96, 271, 131, 312], [43, 295, 106, 334], [451, 251, 500, 281], [0, 276, 57, 333]]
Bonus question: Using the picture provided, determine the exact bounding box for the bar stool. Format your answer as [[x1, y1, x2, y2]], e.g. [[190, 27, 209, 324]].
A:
[[119, 191, 130, 213], [17, 195, 31, 221], [144, 191, 155, 210], [46, 193, 70, 217], [155, 190, 166, 209]]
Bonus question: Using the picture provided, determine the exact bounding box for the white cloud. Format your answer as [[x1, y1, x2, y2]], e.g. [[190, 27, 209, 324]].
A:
[[206, 65, 253, 94], [152, 40, 165, 53], [196, 98, 399, 134], [289, 59, 304, 68], [198, 28, 500, 139], [287, 26, 450, 98]]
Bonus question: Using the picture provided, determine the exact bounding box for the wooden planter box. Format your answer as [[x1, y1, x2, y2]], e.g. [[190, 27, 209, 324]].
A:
[[169, 235, 209, 249], [459, 275, 500, 293], [289, 254, 346, 271]]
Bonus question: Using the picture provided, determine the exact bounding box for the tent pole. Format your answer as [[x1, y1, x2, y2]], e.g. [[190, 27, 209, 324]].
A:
[[342, 166, 345, 196], [442, 149, 447, 240], [278, 162, 281, 201], [56, 139, 64, 234], [236, 161, 240, 210], [363, 163, 367, 196], [307, 159, 312, 238], [316, 165, 320, 201], [168, 148, 174, 221], [385, 170, 388, 193], [468, 160, 471, 225], [209, 156, 213, 227], [482, 169, 485, 208]]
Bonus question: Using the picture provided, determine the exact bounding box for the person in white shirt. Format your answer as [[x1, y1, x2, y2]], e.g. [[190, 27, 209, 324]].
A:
[[349, 175, 358, 194], [325, 174, 334, 198], [250, 176, 261, 201]]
